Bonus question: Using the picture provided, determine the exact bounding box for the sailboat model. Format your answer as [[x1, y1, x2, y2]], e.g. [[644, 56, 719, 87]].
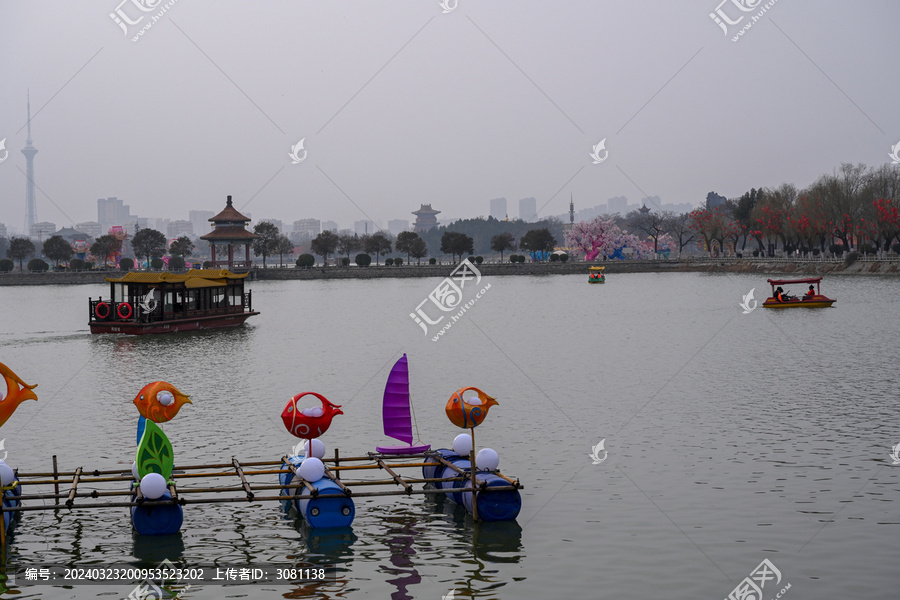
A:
[[376, 354, 431, 455]]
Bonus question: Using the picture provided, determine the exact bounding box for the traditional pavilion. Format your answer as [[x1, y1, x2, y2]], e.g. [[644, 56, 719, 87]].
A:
[[412, 204, 440, 232], [201, 196, 257, 270]]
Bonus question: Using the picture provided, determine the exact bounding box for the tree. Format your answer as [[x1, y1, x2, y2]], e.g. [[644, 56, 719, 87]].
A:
[[490, 232, 516, 261], [364, 232, 392, 265], [169, 235, 195, 259], [395, 231, 423, 263], [338, 234, 361, 260], [90, 235, 122, 267], [440, 231, 474, 262], [42, 235, 74, 266], [626, 210, 669, 253], [7, 237, 35, 272], [409, 237, 428, 264], [310, 230, 339, 265], [131, 229, 167, 269], [663, 212, 696, 257], [275, 235, 294, 267], [519, 228, 557, 258], [252, 221, 281, 268]]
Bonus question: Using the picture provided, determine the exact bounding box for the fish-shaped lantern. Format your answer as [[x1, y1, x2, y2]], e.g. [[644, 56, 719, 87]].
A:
[[282, 392, 343, 439], [445, 386, 498, 429], [0, 362, 38, 429], [133, 381, 192, 423]]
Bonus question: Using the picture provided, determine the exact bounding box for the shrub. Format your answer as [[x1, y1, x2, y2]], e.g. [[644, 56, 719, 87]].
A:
[[119, 257, 134, 271], [858, 244, 875, 255], [428, 257, 437, 265], [560, 253, 569, 262], [549, 253, 560, 262], [168, 256, 185, 271], [812, 248, 820, 256], [474, 256, 483, 264], [0, 259, 13, 272], [844, 250, 858, 267], [84, 261, 95, 270], [467, 256, 475, 263], [28, 258, 49, 272], [394, 257, 403, 266], [517, 255, 527, 263], [892, 243, 900, 255], [356, 253, 372, 267], [69, 258, 85, 270], [752, 250, 760, 257], [385, 258, 394, 266], [341, 257, 350, 267], [203, 261, 213, 268], [296, 254, 315, 268], [829, 244, 846, 255]]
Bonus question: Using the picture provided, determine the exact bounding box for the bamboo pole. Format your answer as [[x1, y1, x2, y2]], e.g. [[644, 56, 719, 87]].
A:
[[65, 467, 83, 508], [231, 458, 255, 501], [470, 427, 479, 522], [52, 455, 59, 506], [376, 459, 412, 494]]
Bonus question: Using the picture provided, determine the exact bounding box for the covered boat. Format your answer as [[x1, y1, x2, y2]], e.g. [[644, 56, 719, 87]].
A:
[[88, 269, 259, 334], [588, 266, 605, 284], [762, 277, 836, 309]]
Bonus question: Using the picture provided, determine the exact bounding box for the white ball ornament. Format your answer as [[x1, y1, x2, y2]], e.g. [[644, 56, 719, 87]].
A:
[[475, 448, 500, 471], [0, 460, 16, 487], [298, 457, 325, 482], [304, 439, 326, 459], [453, 433, 473, 457], [131, 461, 139, 481], [140, 472, 168, 500]]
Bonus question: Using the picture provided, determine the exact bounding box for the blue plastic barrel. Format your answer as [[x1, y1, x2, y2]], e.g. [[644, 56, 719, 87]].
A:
[[131, 489, 183, 535], [423, 450, 521, 521], [280, 460, 355, 528], [2, 484, 21, 533]]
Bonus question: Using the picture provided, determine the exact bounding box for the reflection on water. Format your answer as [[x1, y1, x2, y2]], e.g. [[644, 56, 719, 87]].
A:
[[0, 275, 898, 598]]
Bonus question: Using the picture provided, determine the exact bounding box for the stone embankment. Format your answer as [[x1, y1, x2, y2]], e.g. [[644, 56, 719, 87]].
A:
[[1, 257, 897, 286]]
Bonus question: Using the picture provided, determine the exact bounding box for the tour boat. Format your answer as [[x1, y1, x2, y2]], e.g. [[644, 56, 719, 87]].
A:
[[588, 266, 606, 284], [88, 269, 259, 334], [762, 277, 836, 309]]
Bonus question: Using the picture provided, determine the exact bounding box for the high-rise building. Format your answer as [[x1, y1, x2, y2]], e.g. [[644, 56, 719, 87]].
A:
[[489, 198, 507, 220], [354, 220, 375, 235], [706, 192, 727, 210], [189, 210, 215, 237], [293, 219, 321, 238], [97, 197, 137, 230], [29, 221, 56, 241], [76, 221, 102, 238], [519, 197, 537, 221], [322, 220, 339, 232], [0, 223, 7, 238], [412, 204, 441, 232], [21, 92, 39, 233], [607, 196, 628, 215], [167, 220, 194, 239], [387, 219, 409, 235]]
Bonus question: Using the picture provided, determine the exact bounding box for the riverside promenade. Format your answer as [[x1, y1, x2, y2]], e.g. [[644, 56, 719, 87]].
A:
[[1, 256, 898, 286]]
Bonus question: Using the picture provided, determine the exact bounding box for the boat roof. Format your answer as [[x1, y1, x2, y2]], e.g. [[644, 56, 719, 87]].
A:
[[767, 277, 822, 285], [589, 266, 606, 271], [105, 269, 250, 287]]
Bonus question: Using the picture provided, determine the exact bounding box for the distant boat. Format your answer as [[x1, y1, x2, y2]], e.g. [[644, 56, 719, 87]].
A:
[[588, 266, 605, 284], [762, 276, 836, 309], [376, 354, 431, 455]]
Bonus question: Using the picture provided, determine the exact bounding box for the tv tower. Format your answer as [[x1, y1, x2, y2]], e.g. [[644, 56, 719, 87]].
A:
[[569, 192, 575, 224], [21, 91, 39, 232]]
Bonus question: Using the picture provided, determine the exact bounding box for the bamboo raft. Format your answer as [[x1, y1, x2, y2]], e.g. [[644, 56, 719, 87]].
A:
[[0, 450, 523, 544]]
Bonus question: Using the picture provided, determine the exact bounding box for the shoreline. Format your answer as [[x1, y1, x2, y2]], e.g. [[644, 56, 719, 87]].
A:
[[1, 257, 898, 286]]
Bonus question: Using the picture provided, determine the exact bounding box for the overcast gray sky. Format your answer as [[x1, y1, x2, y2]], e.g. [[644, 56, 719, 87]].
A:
[[2, 0, 898, 233]]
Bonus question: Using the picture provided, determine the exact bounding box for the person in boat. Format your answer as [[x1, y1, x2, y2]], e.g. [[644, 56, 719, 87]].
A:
[[775, 287, 794, 302], [803, 285, 816, 300]]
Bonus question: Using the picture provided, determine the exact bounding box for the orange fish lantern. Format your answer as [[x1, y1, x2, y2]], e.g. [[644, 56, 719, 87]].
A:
[[282, 392, 343, 439], [0, 362, 38, 429], [133, 381, 192, 423], [445, 387, 498, 429]]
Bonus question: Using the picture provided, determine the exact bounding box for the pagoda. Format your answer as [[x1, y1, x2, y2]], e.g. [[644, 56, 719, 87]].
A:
[[412, 204, 440, 232], [201, 196, 257, 269]]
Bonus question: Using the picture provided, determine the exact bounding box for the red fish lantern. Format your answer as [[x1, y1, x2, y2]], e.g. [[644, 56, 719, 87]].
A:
[[282, 392, 343, 439]]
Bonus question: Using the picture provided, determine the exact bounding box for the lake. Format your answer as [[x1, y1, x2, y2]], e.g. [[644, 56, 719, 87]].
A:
[[0, 271, 898, 599]]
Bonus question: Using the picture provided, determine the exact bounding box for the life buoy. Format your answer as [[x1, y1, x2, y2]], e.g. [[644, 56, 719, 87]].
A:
[[95, 302, 110, 320], [117, 302, 133, 320]]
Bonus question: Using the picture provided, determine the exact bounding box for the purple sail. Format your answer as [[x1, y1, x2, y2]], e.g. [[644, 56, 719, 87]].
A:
[[382, 354, 412, 444]]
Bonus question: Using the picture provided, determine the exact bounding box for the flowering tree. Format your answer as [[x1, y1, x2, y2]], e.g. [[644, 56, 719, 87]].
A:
[[564, 217, 617, 260]]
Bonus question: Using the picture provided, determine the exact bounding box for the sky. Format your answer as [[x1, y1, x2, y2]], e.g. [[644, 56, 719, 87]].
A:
[[1, 0, 899, 234]]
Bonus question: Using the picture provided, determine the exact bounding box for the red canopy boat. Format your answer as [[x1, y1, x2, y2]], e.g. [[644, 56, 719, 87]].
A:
[[762, 277, 835, 309]]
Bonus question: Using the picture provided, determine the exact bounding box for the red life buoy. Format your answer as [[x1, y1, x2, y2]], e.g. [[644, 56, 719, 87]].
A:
[[95, 302, 110, 320], [117, 302, 133, 320]]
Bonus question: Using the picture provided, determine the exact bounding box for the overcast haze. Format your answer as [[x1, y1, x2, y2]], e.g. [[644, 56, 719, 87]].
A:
[[2, 1, 899, 233]]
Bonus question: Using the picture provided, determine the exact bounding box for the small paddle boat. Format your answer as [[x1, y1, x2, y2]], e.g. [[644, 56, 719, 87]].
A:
[[762, 277, 835, 309], [588, 266, 605, 284]]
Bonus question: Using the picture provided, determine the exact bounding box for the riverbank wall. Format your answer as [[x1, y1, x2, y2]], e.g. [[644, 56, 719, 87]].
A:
[[1, 257, 897, 286]]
